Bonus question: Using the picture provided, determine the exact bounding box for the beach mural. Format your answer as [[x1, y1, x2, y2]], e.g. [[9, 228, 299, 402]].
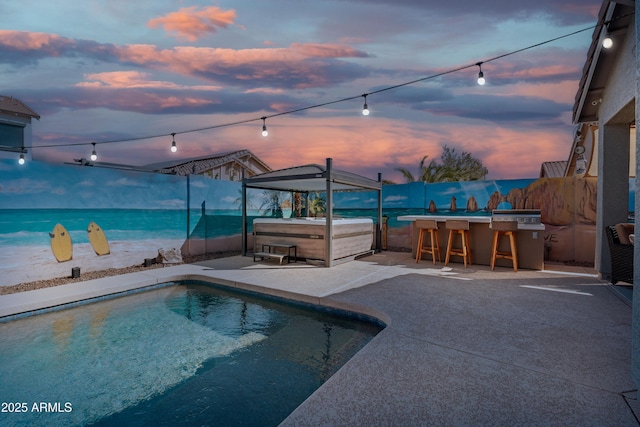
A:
[[0, 159, 247, 286], [1, 158, 632, 286]]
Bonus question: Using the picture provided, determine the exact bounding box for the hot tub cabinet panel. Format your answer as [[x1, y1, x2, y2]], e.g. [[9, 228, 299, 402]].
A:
[[253, 218, 374, 263]]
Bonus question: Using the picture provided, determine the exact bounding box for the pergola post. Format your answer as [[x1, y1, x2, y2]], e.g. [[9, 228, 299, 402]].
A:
[[377, 172, 383, 253], [325, 158, 333, 267], [632, 0, 640, 388], [241, 174, 247, 257]]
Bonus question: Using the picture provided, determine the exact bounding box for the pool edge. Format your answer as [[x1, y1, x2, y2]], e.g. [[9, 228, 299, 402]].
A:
[[0, 266, 391, 328]]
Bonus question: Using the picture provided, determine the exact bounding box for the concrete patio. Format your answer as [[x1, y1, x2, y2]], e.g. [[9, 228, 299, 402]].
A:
[[0, 252, 637, 425]]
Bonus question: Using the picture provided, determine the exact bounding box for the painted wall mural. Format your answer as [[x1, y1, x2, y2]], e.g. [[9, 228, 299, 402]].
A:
[[1, 159, 629, 287]]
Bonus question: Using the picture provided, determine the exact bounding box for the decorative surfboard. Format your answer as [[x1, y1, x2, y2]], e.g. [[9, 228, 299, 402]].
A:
[[87, 221, 110, 255], [49, 223, 73, 262]]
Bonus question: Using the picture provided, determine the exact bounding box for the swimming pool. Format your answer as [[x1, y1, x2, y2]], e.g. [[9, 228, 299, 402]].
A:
[[0, 281, 382, 426]]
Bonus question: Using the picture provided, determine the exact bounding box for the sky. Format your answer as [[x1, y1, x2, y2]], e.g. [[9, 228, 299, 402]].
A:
[[1, 0, 602, 183]]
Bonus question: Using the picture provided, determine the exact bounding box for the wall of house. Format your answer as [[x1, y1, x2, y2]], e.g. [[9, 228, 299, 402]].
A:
[[0, 112, 33, 162], [599, 17, 636, 126]]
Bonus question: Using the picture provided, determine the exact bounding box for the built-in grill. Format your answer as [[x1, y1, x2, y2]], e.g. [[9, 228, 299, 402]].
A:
[[492, 209, 542, 224]]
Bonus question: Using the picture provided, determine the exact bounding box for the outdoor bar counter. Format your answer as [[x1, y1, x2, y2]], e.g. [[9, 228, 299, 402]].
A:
[[398, 212, 545, 269]]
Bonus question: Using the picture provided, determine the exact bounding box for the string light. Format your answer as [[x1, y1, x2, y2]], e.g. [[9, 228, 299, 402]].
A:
[[602, 20, 613, 49], [18, 152, 25, 165], [170, 133, 177, 152], [476, 62, 486, 85], [90, 142, 97, 161], [362, 94, 370, 116], [602, 32, 613, 49], [26, 13, 632, 159]]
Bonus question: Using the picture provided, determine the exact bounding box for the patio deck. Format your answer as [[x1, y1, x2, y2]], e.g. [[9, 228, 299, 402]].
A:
[[0, 252, 637, 425]]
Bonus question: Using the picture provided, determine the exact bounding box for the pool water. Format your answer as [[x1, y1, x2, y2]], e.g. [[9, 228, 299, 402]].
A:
[[0, 281, 382, 426]]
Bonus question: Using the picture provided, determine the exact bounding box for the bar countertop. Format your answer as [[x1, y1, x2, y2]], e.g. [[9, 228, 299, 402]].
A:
[[397, 215, 545, 231]]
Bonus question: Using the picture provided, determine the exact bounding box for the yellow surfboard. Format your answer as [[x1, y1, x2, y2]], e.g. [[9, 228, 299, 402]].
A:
[[49, 223, 73, 262], [87, 221, 110, 256]]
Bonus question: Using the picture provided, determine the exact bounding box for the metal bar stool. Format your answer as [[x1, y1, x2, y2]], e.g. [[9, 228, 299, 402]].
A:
[[415, 219, 441, 264], [445, 220, 471, 267], [490, 220, 519, 272]]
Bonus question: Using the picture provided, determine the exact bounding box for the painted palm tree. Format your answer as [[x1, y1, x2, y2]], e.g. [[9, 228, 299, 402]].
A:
[[233, 188, 259, 212], [307, 192, 326, 217], [259, 190, 290, 217]]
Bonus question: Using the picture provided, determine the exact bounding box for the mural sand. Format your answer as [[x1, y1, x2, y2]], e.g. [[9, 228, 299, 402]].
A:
[[2, 238, 184, 287]]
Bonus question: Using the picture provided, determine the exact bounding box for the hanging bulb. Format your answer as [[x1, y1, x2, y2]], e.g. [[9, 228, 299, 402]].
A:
[[261, 117, 268, 137], [476, 62, 486, 86], [171, 133, 177, 152], [18, 152, 25, 165], [602, 21, 613, 49], [90, 142, 97, 161], [362, 94, 370, 116]]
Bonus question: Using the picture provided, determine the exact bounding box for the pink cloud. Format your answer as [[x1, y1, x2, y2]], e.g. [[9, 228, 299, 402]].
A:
[[76, 71, 222, 91], [0, 30, 74, 55], [0, 31, 371, 88], [290, 43, 371, 58], [147, 6, 237, 41], [114, 42, 370, 88], [200, 115, 566, 182]]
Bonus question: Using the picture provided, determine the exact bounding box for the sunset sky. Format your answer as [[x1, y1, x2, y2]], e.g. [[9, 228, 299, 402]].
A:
[[2, 0, 602, 182]]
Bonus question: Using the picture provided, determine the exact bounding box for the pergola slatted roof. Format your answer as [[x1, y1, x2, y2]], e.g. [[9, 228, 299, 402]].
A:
[[243, 163, 382, 192]]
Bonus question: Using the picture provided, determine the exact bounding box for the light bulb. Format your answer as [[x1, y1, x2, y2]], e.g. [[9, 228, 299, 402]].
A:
[[602, 36, 613, 49], [171, 133, 177, 152], [90, 142, 97, 161], [261, 117, 268, 137], [18, 153, 25, 165], [362, 94, 370, 115], [476, 62, 485, 85]]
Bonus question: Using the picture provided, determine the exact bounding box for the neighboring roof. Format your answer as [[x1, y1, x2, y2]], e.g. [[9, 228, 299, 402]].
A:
[[539, 161, 568, 178], [0, 96, 40, 120], [244, 161, 381, 192], [147, 149, 271, 176], [573, 0, 635, 123]]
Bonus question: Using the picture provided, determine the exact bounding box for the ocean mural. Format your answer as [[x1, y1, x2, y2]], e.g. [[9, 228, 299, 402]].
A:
[[1, 159, 634, 286], [1, 159, 244, 286]]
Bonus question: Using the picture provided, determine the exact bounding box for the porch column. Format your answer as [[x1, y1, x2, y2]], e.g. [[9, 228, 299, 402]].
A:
[[596, 123, 630, 279], [632, 0, 640, 388]]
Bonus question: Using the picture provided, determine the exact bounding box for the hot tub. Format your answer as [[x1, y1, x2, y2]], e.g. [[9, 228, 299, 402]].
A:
[[253, 218, 374, 263]]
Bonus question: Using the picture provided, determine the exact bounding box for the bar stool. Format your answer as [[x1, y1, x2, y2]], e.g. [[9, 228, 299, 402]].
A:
[[490, 220, 518, 272], [445, 220, 471, 267], [415, 219, 441, 264]]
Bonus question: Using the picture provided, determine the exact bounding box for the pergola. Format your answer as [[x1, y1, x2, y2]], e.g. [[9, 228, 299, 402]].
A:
[[241, 158, 382, 267]]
